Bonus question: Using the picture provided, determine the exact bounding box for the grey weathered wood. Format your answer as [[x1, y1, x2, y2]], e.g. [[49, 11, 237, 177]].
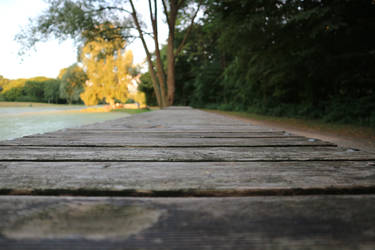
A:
[[0, 146, 372, 161], [64, 127, 279, 132], [0, 107, 374, 249], [81, 125, 278, 132], [0, 136, 334, 147], [18, 131, 291, 138], [0, 195, 374, 249], [77, 109, 275, 131], [0, 161, 374, 194], [163, 106, 193, 110]]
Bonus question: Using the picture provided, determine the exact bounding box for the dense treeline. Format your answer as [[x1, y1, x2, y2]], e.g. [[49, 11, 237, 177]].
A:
[[140, 0, 375, 127], [0, 66, 87, 104], [0, 77, 65, 103]]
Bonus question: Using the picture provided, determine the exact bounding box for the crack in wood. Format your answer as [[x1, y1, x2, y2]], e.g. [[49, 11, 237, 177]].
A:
[[1, 186, 375, 197]]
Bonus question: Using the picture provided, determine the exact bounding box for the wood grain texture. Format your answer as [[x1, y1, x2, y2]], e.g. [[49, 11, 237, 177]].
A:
[[0, 161, 374, 195], [0, 108, 374, 249], [0, 136, 334, 147], [0, 146, 372, 161], [0, 195, 374, 250], [15, 131, 292, 138]]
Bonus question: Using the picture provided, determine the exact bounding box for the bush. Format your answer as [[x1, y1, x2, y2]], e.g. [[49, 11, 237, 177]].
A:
[[2, 87, 24, 101]]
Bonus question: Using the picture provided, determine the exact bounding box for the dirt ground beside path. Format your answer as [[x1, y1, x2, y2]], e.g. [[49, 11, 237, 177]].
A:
[[205, 110, 375, 154]]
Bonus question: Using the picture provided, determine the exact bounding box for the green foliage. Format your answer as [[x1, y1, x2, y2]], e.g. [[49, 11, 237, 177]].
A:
[[60, 64, 87, 104], [16, 0, 132, 55], [23, 81, 45, 102], [2, 87, 24, 102], [171, 0, 375, 127], [1, 78, 27, 93], [138, 72, 157, 106], [0, 75, 9, 100], [44, 79, 62, 103], [16, 0, 375, 127], [0, 77, 63, 104], [0, 75, 9, 89]]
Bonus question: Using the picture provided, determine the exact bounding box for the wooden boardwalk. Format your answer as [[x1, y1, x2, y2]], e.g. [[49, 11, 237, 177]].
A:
[[0, 107, 374, 249]]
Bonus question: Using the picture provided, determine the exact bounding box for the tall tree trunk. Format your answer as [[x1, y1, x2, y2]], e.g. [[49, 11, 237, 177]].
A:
[[147, 63, 162, 106], [149, 0, 167, 107], [129, 0, 163, 107], [165, 1, 178, 106], [154, 46, 167, 107], [167, 32, 176, 105], [162, 0, 201, 106]]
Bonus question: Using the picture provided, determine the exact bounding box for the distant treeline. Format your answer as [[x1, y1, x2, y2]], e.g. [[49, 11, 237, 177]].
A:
[[0, 76, 81, 104], [140, 0, 375, 127], [0, 76, 65, 103], [0, 65, 86, 104]]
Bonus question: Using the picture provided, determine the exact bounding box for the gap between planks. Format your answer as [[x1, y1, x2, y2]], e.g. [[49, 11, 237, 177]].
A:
[[1, 186, 375, 197]]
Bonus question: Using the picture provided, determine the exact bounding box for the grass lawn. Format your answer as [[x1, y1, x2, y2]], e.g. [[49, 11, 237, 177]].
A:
[[111, 108, 151, 115], [0, 101, 65, 107]]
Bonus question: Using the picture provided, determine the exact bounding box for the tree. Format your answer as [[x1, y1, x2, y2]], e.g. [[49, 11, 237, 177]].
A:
[[59, 64, 87, 104], [170, 0, 375, 126], [0, 75, 10, 91], [0, 76, 9, 96], [23, 80, 45, 101], [44, 79, 62, 103], [138, 72, 158, 106], [2, 87, 24, 101], [80, 34, 133, 106], [16, 0, 202, 107]]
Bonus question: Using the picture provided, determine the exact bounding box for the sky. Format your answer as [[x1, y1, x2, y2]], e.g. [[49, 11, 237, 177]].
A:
[[0, 0, 167, 80]]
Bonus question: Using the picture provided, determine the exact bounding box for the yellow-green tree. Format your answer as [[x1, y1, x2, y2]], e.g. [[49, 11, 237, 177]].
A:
[[59, 65, 87, 104], [80, 36, 133, 106], [0, 75, 10, 92]]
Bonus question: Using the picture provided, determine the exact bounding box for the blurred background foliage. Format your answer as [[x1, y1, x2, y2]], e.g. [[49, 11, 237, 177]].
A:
[[2, 0, 375, 127], [139, 0, 375, 127]]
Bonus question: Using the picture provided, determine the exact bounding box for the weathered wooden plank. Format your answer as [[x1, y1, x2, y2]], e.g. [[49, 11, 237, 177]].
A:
[[63, 129, 280, 132], [0, 196, 374, 249], [0, 137, 333, 147], [81, 124, 276, 132], [63, 127, 278, 133], [86, 109, 252, 127], [104, 108, 239, 123], [0, 146, 373, 161], [19, 131, 290, 138], [0, 161, 374, 194], [163, 106, 193, 110], [75, 109, 264, 130]]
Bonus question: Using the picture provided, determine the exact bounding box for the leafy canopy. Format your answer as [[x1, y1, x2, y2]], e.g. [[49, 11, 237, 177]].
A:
[[80, 33, 133, 106], [59, 64, 87, 104], [16, 0, 133, 55]]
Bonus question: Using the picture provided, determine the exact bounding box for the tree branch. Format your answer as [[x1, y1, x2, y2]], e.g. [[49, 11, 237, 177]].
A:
[[129, 1, 151, 61], [154, 0, 158, 22], [129, 0, 162, 106], [92, 6, 132, 15], [161, 0, 171, 29], [148, 0, 155, 21], [175, 0, 202, 56], [177, 0, 186, 10], [149, 0, 167, 106]]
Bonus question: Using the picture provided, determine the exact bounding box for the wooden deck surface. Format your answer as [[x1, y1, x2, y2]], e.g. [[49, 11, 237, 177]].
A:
[[0, 107, 374, 249]]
